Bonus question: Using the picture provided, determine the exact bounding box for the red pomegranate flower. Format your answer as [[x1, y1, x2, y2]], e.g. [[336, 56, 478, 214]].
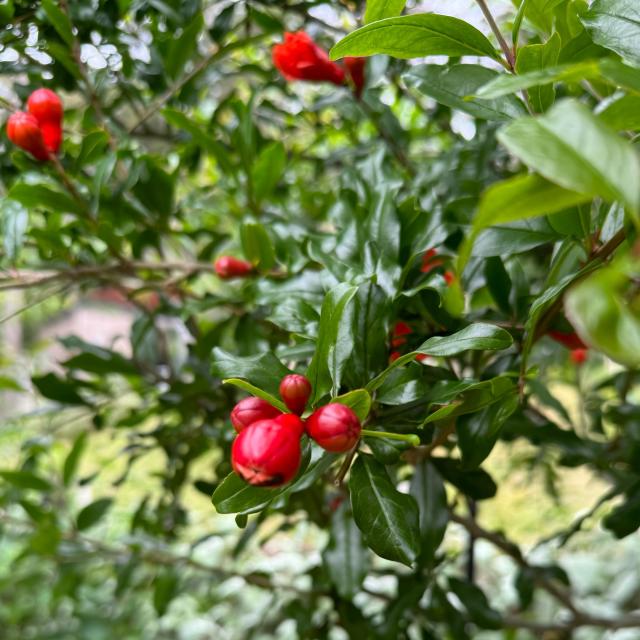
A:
[[273, 32, 345, 85]]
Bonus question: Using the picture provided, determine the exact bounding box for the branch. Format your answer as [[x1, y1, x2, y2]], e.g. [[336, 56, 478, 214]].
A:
[[473, 0, 515, 71]]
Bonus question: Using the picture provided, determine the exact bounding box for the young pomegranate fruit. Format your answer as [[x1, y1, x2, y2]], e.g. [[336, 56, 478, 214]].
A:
[[214, 256, 254, 279], [230, 397, 282, 433], [231, 418, 302, 486], [6, 111, 50, 161], [279, 374, 312, 415], [306, 403, 361, 453]]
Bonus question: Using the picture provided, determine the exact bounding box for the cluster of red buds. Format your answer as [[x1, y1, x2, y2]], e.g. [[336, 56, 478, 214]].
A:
[[272, 32, 366, 98], [389, 321, 430, 364], [7, 89, 63, 161], [230, 374, 362, 487]]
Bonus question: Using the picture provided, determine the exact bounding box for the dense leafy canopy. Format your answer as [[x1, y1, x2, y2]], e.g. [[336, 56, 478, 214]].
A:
[[0, 0, 639, 638]]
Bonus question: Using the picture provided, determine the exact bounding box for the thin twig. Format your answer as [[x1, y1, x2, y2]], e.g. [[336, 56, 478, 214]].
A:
[[473, 0, 515, 71]]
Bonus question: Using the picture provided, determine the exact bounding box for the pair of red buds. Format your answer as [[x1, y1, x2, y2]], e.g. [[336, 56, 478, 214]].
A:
[[230, 374, 362, 486], [7, 89, 63, 161]]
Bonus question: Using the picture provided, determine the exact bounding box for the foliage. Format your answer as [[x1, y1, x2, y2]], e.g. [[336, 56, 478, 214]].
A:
[[0, 0, 639, 638]]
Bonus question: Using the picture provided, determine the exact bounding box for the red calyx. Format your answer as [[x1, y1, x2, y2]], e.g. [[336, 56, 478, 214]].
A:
[[6, 112, 50, 161], [306, 403, 361, 453], [272, 32, 345, 86], [279, 374, 312, 415], [231, 418, 302, 486], [443, 270, 456, 286], [214, 256, 254, 279], [230, 396, 282, 433], [344, 57, 366, 98], [27, 88, 63, 124], [548, 330, 587, 351]]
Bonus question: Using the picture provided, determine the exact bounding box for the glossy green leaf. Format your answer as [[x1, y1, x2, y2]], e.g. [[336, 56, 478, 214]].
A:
[[449, 578, 502, 629], [349, 454, 421, 566], [212, 349, 290, 397], [565, 254, 640, 367], [515, 33, 561, 112], [410, 460, 448, 565], [323, 501, 369, 598], [240, 222, 276, 271], [307, 283, 358, 403], [498, 99, 640, 215], [333, 388, 372, 422], [42, 0, 74, 47], [364, 0, 406, 23], [432, 458, 497, 500], [330, 14, 500, 61], [252, 142, 286, 204], [404, 64, 526, 121], [1, 198, 28, 261], [598, 95, 640, 130], [222, 378, 288, 413], [582, 0, 640, 66]]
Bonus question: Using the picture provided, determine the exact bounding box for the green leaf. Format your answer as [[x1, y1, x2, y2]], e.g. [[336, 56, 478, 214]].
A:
[[448, 578, 502, 629], [307, 283, 358, 403], [514, 33, 561, 112], [76, 130, 110, 168], [153, 570, 178, 616], [410, 460, 448, 565], [349, 454, 421, 566], [77, 498, 113, 530], [42, 0, 74, 47], [63, 350, 137, 376], [432, 458, 497, 500], [212, 348, 290, 397], [497, 99, 640, 215], [32, 373, 87, 405], [603, 491, 640, 538], [364, 0, 406, 23], [63, 432, 87, 487], [251, 142, 286, 204], [8, 181, 80, 214], [0, 470, 52, 492], [484, 257, 512, 314], [565, 254, 640, 367], [457, 394, 519, 468], [332, 389, 372, 422], [165, 13, 203, 78], [457, 174, 590, 270], [330, 14, 500, 61], [367, 324, 513, 391], [240, 222, 276, 271], [222, 378, 288, 413], [598, 95, 640, 130], [162, 108, 234, 174], [1, 199, 28, 261], [582, 0, 640, 66], [323, 500, 369, 599], [404, 64, 526, 121]]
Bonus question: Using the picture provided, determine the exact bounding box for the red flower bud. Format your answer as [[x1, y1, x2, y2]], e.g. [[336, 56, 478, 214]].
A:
[[443, 270, 456, 286], [391, 321, 412, 347], [214, 256, 254, 279], [273, 32, 345, 86], [344, 57, 366, 98], [570, 348, 588, 365], [231, 418, 302, 486], [306, 403, 361, 453], [389, 350, 401, 363], [548, 330, 587, 351], [421, 248, 444, 274], [230, 397, 282, 433], [27, 88, 63, 124], [274, 413, 305, 437], [6, 111, 50, 161], [279, 374, 312, 415]]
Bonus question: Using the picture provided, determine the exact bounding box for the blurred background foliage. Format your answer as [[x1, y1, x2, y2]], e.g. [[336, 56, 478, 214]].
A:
[[0, 0, 640, 638]]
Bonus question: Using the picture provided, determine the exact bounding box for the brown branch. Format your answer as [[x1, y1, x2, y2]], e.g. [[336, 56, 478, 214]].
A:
[[473, 0, 515, 71]]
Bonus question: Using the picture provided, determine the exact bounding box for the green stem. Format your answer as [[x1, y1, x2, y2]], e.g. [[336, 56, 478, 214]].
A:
[[361, 429, 420, 447]]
